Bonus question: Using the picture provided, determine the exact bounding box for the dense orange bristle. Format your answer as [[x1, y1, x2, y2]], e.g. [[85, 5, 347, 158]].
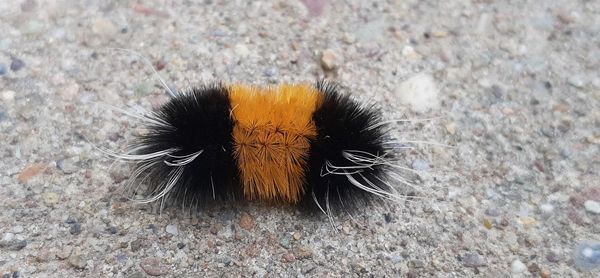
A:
[[229, 84, 321, 203]]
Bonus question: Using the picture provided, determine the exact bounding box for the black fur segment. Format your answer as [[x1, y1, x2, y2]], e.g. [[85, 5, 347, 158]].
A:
[[131, 85, 240, 207], [304, 81, 394, 212]]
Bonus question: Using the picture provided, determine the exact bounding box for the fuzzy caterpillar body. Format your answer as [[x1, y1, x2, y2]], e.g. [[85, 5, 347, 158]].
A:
[[126, 81, 399, 213]]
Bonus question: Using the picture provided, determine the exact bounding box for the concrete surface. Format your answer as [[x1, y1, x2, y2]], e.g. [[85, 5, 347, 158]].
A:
[[1, 0, 599, 277]]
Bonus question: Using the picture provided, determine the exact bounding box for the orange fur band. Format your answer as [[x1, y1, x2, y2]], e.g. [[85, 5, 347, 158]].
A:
[[228, 84, 322, 203]]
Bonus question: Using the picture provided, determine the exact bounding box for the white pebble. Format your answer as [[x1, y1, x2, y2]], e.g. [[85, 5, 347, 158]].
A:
[[511, 259, 526, 273], [13, 225, 24, 233], [411, 159, 430, 171], [166, 224, 178, 236], [568, 76, 586, 88], [1, 90, 16, 102], [320, 49, 338, 71], [396, 73, 440, 112], [91, 17, 117, 37], [3, 233, 14, 241], [234, 44, 250, 58], [582, 247, 594, 258], [584, 200, 600, 214], [539, 203, 554, 214]]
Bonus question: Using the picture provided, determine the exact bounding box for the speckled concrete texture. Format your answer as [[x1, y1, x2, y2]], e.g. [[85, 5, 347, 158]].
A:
[[1, 0, 599, 277]]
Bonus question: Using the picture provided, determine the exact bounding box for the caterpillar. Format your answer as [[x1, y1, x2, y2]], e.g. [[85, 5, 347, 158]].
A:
[[102, 72, 418, 215]]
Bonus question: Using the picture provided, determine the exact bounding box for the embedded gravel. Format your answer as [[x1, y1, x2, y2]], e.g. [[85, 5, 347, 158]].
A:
[[1, 0, 599, 277]]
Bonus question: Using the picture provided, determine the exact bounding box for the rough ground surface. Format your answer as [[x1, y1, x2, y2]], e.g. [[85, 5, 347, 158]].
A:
[[1, 0, 599, 277]]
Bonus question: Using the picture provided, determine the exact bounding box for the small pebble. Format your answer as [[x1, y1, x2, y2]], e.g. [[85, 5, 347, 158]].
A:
[[234, 43, 250, 58], [12, 226, 24, 233], [518, 216, 537, 228], [528, 262, 540, 273], [484, 207, 501, 217], [574, 241, 600, 271], [540, 268, 551, 278], [3, 233, 14, 242], [511, 259, 526, 273], [60, 83, 80, 101], [56, 247, 72, 260], [567, 76, 585, 88], [213, 29, 226, 36], [401, 45, 420, 59], [546, 251, 561, 263], [462, 253, 486, 267], [68, 255, 87, 269], [12, 240, 27, 251], [130, 238, 144, 252], [107, 226, 118, 234], [539, 203, 554, 214], [1, 90, 15, 102], [396, 73, 440, 112], [113, 253, 127, 263], [10, 58, 25, 71], [177, 242, 185, 249], [342, 33, 356, 44], [42, 192, 60, 206], [483, 218, 493, 229], [583, 200, 600, 214], [17, 163, 48, 183], [91, 17, 117, 37], [320, 49, 338, 71], [445, 122, 457, 134], [411, 159, 430, 171], [165, 224, 178, 236], [239, 213, 253, 230], [282, 252, 296, 263], [70, 222, 82, 235], [295, 245, 313, 259], [0, 63, 6, 75], [57, 158, 77, 174], [140, 257, 169, 276], [263, 67, 277, 77]]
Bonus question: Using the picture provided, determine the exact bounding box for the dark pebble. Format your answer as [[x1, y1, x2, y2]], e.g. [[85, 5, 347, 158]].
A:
[[70, 223, 81, 235], [131, 238, 144, 252], [546, 251, 561, 263], [485, 207, 501, 217], [213, 29, 226, 36], [10, 240, 27, 251], [107, 226, 118, 234], [384, 213, 393, 223], [116, 253, 127, 262], [218, 255, 233, 266], [410, 260, 425, 268], [528, 262, 540, 273], [11, 272, 19, 278], [10, 59, 25, 72], [0, 64, 6, 75], [177, 242, 186, 249], [65, 216, 77, 224]]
